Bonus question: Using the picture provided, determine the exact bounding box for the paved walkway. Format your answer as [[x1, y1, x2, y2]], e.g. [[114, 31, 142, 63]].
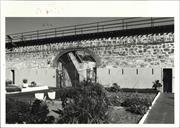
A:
[[144, 93, 174, 124]]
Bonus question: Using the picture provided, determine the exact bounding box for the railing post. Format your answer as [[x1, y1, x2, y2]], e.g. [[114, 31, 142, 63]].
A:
[[21, 33, 24, 41], [55, 28, 57, 37], [37, 30, 39, 40], [81, 28, 83, 34], [122, 19, 124, 30], [62, 30, 64, 36], [151, 17, 154, 27], [97, 22, 99, 33], [75, 25, 76, 35]]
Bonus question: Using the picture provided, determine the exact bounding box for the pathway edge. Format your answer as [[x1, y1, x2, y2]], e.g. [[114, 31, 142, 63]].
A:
[[138, 92, 161, 124]]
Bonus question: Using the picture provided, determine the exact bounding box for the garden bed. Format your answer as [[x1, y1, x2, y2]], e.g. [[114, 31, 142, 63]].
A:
[[6, 83, 158, 124], [106, 91, 157, 123], [107, 106, 142, 123]]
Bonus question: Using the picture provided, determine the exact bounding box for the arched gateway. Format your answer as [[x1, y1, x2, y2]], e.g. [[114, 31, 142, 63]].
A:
[[53, 48, 101, 88]]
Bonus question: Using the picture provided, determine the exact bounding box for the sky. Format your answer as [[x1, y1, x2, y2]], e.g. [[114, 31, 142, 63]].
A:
[[6, 17, 119, 34]]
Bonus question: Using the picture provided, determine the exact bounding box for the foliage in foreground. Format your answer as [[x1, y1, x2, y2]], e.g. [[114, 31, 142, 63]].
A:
[[53, 81, 110, 123], [121, 94, 152, 115], [6, 98, 54, 124], [105, 83, 121, 92], [108, 91, 156, 115], [6, 82, 157, 124]]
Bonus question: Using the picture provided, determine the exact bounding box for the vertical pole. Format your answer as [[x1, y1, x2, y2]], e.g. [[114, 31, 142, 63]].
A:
[[37, 30, 39, 40], [56, 69, 59, 88], [75, 25, 76, 35], [81, 28, 83, 34], [55, 28, 57, 37], [94, 67, 97, 83], [122, 20, 124, 30], [151, 17, 154, 27], [62, 30, 64, 36], [97, 22, 99, 33], [21, 33, 24, 41]]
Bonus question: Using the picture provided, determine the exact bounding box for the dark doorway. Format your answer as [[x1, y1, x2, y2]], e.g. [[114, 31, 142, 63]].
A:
[[163, 68, 172, 93]]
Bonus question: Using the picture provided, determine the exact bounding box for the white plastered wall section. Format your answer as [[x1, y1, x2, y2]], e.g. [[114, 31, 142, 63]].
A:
[[6, 67, 56, 87], [97, 67, 175, 93], [97, 67, 162, 89]]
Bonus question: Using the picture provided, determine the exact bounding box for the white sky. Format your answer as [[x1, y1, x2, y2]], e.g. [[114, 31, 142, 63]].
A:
[[6, 17, 119, 34]]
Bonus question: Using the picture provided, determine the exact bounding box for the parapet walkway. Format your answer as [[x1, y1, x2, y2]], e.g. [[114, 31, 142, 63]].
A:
[[144, 93, 174, 124]]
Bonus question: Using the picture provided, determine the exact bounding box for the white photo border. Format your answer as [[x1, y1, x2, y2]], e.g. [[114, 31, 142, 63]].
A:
[[1, 1, 179, 128]]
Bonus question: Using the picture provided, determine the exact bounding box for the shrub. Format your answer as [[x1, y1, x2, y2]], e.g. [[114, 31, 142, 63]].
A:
[[6, 98, 54, 124], [6, 98, 31, 123], [120, 88, 158, 93], [121, 95, 152, 115], [126, 104, 148, 115], [108, 95, 122, 106], [152, 80, 162, 90], [29, 81, 37, 87], [6, 86, 21, 92], [22, 79, 28, 83], [106, 83, 121, 92], [53, 81, 110, 123], [6, 79, 12, 87]]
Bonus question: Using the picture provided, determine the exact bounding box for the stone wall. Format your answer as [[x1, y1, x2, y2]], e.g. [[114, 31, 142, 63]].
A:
[[6, 42, 174, 69], [92, 42, 174, 68], [6, 41, 174, 90]]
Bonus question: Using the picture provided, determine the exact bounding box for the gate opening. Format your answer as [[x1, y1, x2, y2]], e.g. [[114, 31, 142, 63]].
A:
[[56, 50, 97, 88]]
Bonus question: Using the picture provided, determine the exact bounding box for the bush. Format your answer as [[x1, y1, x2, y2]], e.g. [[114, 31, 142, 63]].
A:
[[121, 95, 152, 115], [22, 79, 28, 83], [108, 95, 122, 106], [106, 83, 121, 92], [106, 88, 158, 93], [6, 98, 31, 123], [121, 88, 159, 93], [6, 98, 54, 124], [152, 80, 162, 90], [6, 79, 12, 87], [29, 81, 37, 87], [53, 81, 110, 123], [126, 104, 148, 115], [6, 86, 21, 92]]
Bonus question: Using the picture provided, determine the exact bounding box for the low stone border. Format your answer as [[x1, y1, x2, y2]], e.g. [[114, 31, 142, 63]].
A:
[[138, 92, 161, 124]]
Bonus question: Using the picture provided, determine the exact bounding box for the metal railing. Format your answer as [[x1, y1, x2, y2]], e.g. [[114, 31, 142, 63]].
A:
[[6, 17, 174, 43]]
